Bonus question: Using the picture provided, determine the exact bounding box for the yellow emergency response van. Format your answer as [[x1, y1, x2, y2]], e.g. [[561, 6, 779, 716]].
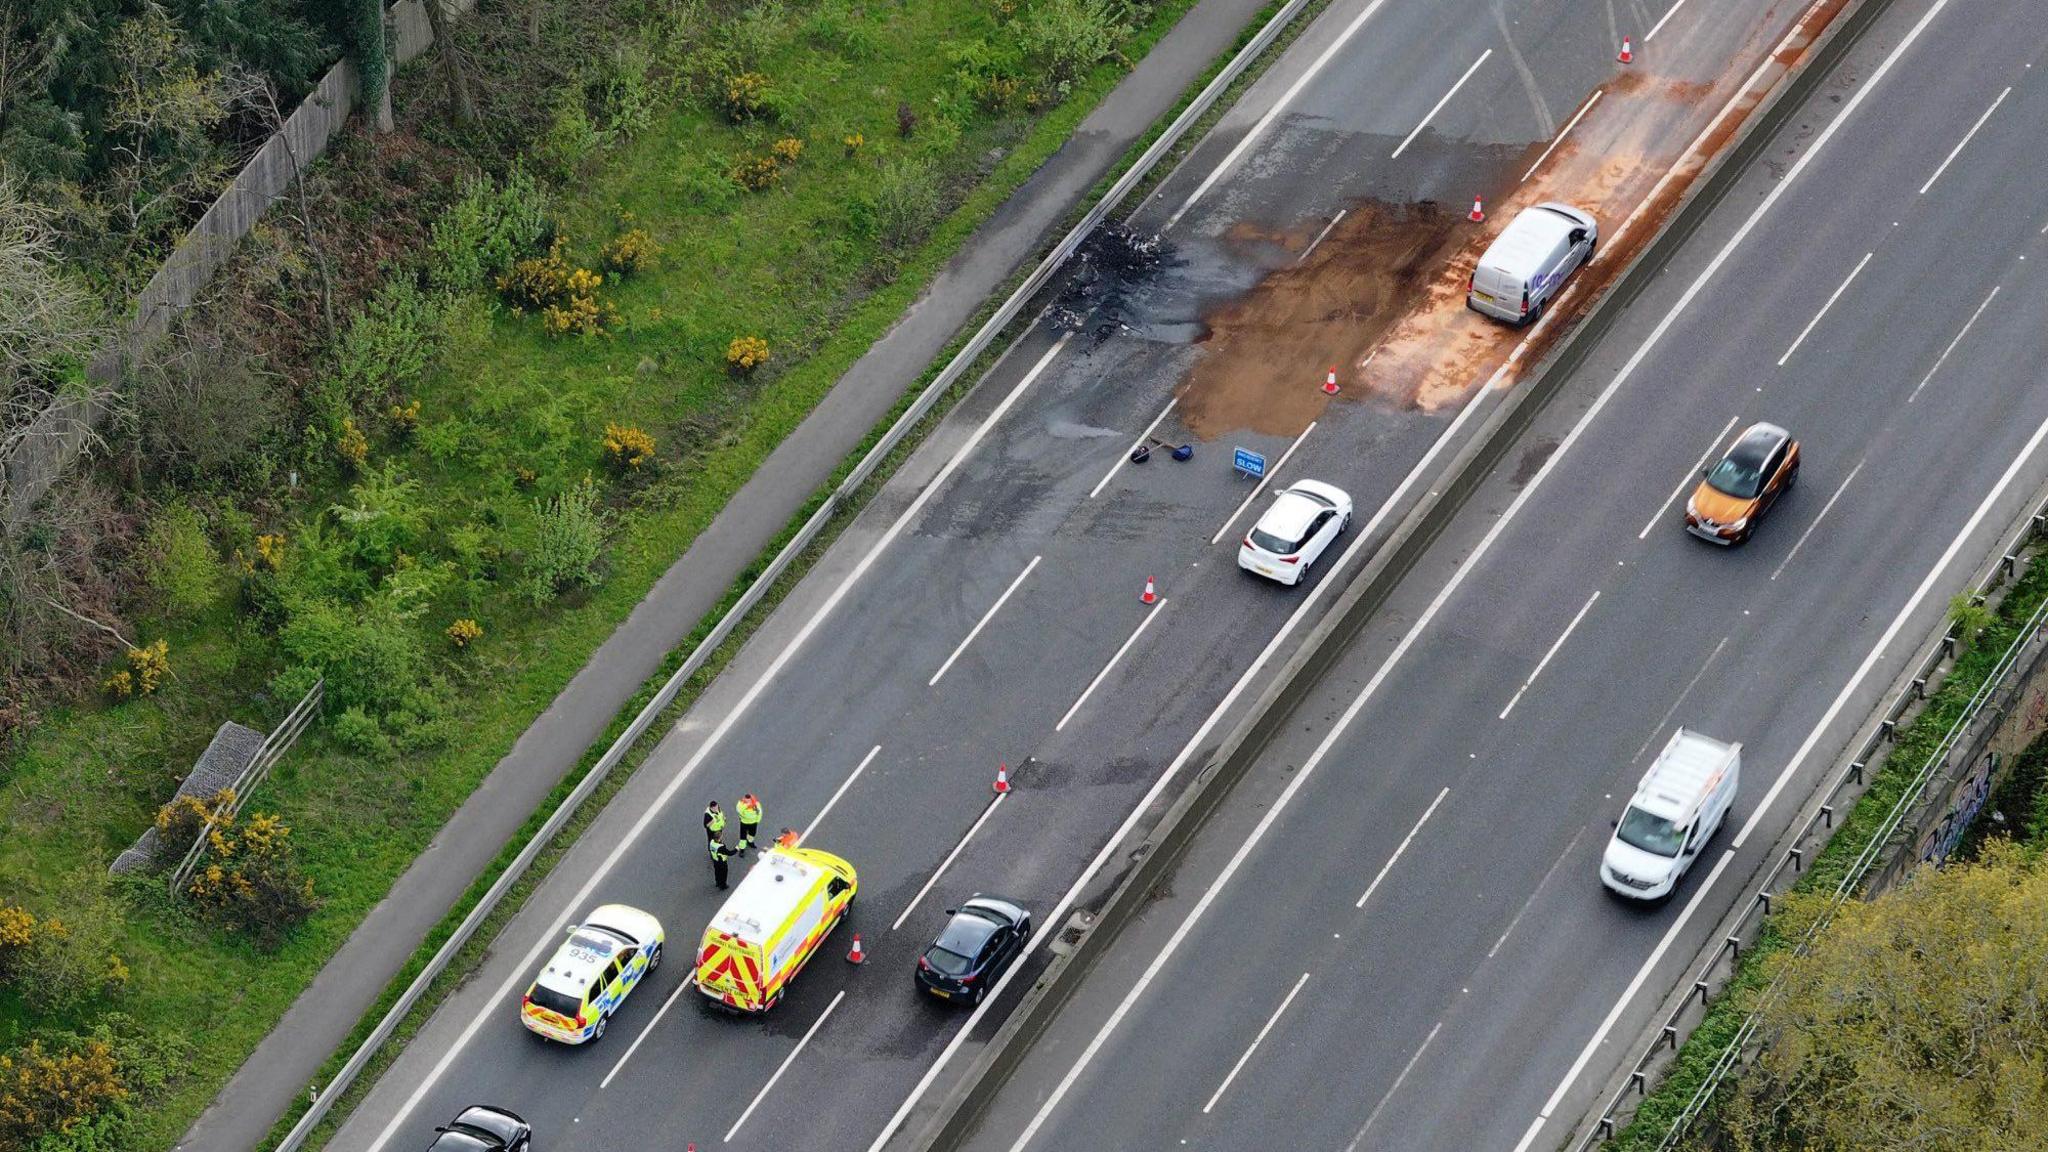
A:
[[696, 845, 856, 1013]]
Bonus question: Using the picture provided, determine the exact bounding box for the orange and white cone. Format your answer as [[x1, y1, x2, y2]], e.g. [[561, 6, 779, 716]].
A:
[[1323, 367, 1340, 396], [1468, 196, 1486, 222], [1141, 576, 1158, 605], [994, 763, 1013, 794], [1617, 36, 1633, 64], [847, 934, 866, 964]]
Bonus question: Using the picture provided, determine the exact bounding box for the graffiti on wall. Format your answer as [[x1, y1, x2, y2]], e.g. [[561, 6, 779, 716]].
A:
[[1916, 749, 1999, 867]]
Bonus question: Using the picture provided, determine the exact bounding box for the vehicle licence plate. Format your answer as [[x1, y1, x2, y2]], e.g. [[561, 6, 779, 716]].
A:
[[928, 987, 952, 999], [1472, 291, 1494, 303]]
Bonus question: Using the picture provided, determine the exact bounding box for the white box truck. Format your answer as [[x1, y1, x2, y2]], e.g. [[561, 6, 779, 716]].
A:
[[1601, 728, 1740, 901]]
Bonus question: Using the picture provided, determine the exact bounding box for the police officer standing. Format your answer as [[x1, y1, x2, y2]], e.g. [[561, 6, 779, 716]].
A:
[[708, 836, 736, 890], [736, 793, 763, 853], [704, 800, 725, 842]]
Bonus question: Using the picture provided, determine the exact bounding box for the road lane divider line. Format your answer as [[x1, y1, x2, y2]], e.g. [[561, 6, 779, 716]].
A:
[[1521, 89, 1604, 184], [1638, 415, 1739, 540], [1057, 600, 1170, 731], [1632, 636, 1731, 765], [1771, 458, 1866, 580], [724, 990, 847, 1142], [1164, 0, 1395, 231], [366, 330, 1073, 1151], [1776, 250, 1872, 366], [1907, 284, 1999, 403], [1736, 396, 2048, 849], [1355, 787, 1450, 909], [1298, 211, 1348, 264], [1010, 0, 1951, 1134], [930, 557, 1042, 686], [864, 360, 1504, 1152], [1344, 1018, 1444, 1151], [1487, 825, 1592, 960], [1092, 396, 1179, 499], [1918, 85, 2010, 195], [1211, 422, 1318, 545], [802, 745, 883, 847], [1645, 0, 1691, 41], [1201, 971, 1311, 1113], [893, 794, 1009, 932], [1510, 848, 1737, 1152], [1499, 590, 1601, 720], [1390, 49, 1494, 160], [602, 974, 699, 1090]]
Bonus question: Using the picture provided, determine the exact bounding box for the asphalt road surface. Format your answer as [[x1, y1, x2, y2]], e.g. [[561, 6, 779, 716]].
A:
[[323, 0, 1822, 1149], [952, 1, 2048, 1150]]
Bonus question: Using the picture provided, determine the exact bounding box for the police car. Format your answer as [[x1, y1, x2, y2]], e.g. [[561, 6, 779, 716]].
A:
[[519, 904, 664, 1043]]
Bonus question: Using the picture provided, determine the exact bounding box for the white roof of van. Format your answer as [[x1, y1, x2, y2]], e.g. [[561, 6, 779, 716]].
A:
[[1488, 205, 1578, 261], [1633, 728, 1739, 823], [709, 850, 822, 946]]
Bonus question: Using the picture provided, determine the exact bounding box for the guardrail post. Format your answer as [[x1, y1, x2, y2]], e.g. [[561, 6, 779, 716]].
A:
[[2031, 513, 2045, 540], [1599, 1117, 1615, 1139], [1910, 677, 1926, 700], [1661, 1024, 1680, 1051], [1789, 846, 1803, 872], [1851, 760, 1865, 784], [1726, 934, 1740, 961], [1693, 979, 1710, 1006], [1878, 720, 1895, 743], [1631, 1071, 1647, 1097], [1943, 632, 1957, 657], [1820, 803, 1834, 827], [2003, 554, 2018, 578], [1756, 891, 1772, 916]]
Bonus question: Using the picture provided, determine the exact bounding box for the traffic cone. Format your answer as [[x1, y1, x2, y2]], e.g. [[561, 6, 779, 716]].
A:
[[1323, 367, 1340, 396], [1141, 576, 1158, 605], [1468, 196, 1486, 222], [1617, 36, 1633, 64], [847, 934, 866, 964], [994, 763, 1013, 794]]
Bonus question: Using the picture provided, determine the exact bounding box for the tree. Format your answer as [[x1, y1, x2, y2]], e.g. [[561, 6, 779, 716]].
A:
[[1718, 844, 2048, 1152], [422, 0, 476, 124]]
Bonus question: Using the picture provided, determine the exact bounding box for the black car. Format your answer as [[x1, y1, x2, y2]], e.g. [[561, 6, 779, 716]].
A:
[[916, 896, 1031, 1005], [427, 1106, 530, 1152]]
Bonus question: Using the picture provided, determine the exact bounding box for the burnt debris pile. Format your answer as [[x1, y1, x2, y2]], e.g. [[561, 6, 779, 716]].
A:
[[1051, 222, 1170, 345]]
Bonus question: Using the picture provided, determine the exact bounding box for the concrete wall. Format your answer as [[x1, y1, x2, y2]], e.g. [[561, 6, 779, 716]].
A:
[[1, 1, 468, 528]]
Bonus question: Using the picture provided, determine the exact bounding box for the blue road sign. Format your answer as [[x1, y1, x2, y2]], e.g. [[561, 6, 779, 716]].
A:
[[1233, 447, 1266, 479]]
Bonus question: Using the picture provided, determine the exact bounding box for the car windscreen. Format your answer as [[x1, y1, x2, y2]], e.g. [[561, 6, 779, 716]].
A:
[[1249, 526, 1304, 555], [1706, 442, 1772, 499], [1616, 806, 1685, 857], [528, 983, 584, 1018], [924, 945, 974, 976]]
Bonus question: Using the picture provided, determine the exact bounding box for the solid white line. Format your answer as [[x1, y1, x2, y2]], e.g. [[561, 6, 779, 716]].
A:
[[1091, 397, 1178, 499], [724, 989, 846, 1142], [1298, 211, 1348, 264], [1776, 251, 1872, 366], [892, 794, 1007, 931], [1511, 849, 1736, 1152], [1500, 591, 1600, 720], [1345, 1019, 1444, 1151], [1521, 89, 1603, 184], [1771, 459, 1865, 581], [1015, 0, 1950, 1140], [1202, 971, 1311, 1113], [864, 358, 1503, 1152], [1907, 285, 1999, 403], [1645, 0, 1691, 41], [600, 973, 698, 1090], [1391, 50, 1493, 160], [1057, 600, 1169, 731], [364, 342, 1078, 1152], [1164, 0, 1394, 231], [1355, 787, 1450, 908], [800, 744, 881, 847], [1736, 398, 2048, 849], [929, 556, 1041, 686], [1639, 415, 1739, 539], [1918, 85, 2010, 195], [1211, 422, 1318, 545]]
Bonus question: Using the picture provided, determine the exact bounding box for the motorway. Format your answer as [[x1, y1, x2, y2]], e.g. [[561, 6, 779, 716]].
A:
[[324, 0, 1847, 1150], [952, 0, 2048, 1150]]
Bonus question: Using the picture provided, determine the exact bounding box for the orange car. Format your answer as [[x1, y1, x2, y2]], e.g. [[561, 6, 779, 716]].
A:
[[1685, 423, 1800, 545]]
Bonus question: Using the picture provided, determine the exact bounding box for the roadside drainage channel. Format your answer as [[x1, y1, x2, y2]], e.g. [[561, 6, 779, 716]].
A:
[[903, 0, 1879, 1147], [270, 0, 1336, 1148]]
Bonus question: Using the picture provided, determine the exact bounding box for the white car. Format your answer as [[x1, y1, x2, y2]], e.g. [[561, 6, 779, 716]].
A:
[[1237, 480, 1353, 586]]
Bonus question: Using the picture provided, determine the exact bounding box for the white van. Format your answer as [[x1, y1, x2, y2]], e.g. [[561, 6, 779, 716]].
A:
[[1601, 728, 1739, 901], [1467, 202, 1598, 326]]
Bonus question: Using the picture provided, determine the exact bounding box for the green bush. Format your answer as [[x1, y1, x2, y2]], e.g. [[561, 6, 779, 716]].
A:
[[326, 464, 428, 576], [522, 479, 609, 606], [279, 594, 429, 718], [184, 811, 320, 950], [537, 85, 607, 179], [600, 41, 660, 139], [0, 878, 130, 1019], [871, 156, 943, 250], [330, 704, 389, 758], [428, 166, 552, 295], [140, 502, 222, 619], [1016, 0, 1133, 92], [332, 279, 445, 410], [0, 1015, 189, 1152]]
